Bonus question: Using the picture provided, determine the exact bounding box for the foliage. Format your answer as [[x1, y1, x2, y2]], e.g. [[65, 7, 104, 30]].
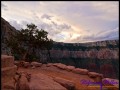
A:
[[6, 23, 53, 61]]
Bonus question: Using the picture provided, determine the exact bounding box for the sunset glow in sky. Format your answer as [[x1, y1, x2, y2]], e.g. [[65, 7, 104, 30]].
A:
[[1, 1, 119, 43]]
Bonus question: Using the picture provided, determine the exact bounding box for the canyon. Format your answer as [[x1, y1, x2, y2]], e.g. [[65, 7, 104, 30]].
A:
[[1, 17, 119, 79]]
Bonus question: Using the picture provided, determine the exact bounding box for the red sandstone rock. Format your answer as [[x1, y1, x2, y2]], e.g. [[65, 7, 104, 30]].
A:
[[46, 63, 53, 67], [14, 72, 30, 90], [14, 61, 19, 66], [29, 73, 67, 90], [31, 66, 35, 69], [88, 72, 103, 78], [53, 77, 75, 90], [56, 63, 67, 70], [1, 55, 14, 68], [66, 66, 75, 71], [73, 68, 89, 75], [23, 62, 30, 68], [31, 62, 42, 67], [53, 63, 60, 67], [3, 84, 15, 90]]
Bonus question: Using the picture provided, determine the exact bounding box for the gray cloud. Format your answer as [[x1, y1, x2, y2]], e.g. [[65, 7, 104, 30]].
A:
[[58, 23, 71, 30], [9, 20, 29, 30], [9, 20, 22, 30], [1, 3, 8, 11], [41, 14, 53, 20], [37, 21, 72, 36], [8, 16, 72, 40], [51, 21, 71, 30], [71, 27, 119, 43], [32, 11, 40, 21], [97, 28, 119, 40], [34, 13, 72, 37], [21, 20, 29, 26]]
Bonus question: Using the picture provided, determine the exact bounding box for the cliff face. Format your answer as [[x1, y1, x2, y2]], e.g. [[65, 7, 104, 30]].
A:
[[1, 17, 18, 55], [34, 40, 119, 60], [48, 48, 118, 59], [1, 17, 18, 42]]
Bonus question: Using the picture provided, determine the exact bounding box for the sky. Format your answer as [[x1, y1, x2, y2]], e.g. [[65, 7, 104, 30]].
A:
[[1, 1, 119, 43]]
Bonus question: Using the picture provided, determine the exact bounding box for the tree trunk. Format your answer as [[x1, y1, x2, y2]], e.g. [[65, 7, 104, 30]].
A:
[[47, 49, 52, 63], [22, 45, 34, 61], [22, 51, 28, 61]]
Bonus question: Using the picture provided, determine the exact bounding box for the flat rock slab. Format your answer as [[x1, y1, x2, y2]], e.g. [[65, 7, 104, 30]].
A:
[[53, 77, 75, 90], [29, 73, 67, 90], [88, 72, 103, 78], [66, 66, 75, 71], [55, 63, 67, 70], [73, 68, 89, 75]]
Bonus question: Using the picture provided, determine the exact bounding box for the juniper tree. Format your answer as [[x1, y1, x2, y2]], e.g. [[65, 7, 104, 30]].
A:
[[7, 23, 53, 62]]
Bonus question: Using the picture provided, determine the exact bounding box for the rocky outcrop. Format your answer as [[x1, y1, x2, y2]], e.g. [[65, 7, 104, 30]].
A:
[[1, 55, 17, 79], [1, 17, 18, 55], [14, 61, 31, 69], [88, 72, 103, 78], [72, 68, 89, 75], [1, 55, 14, 68], [66, 66, 75, 71], [54, 63, 67, 70], [13, 71, 31, 90], [31, 62, 42, 67], [1, 55, 17, 90]]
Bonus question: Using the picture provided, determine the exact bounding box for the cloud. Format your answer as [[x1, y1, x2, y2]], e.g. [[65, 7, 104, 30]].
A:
[[9, 20, 22, 30], [69, 27, 119, 43], [7, 14, 73, 42], [41, 14, 53, 20], [32, 12, 40, 20], [9, 20, 29, 30], [51, 21, 71, 30], [97, 27, 119, 40], [1, 3, 8, 11], [2, 1, 119, 43], [90, 2, 119, 21]]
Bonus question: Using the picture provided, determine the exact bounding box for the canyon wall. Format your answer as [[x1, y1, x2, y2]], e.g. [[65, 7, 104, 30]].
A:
[[34, 40, 119, 62]]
